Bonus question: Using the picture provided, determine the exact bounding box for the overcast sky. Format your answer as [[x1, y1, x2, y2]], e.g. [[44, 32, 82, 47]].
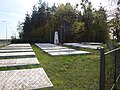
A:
[[0, 0, 115, 39]]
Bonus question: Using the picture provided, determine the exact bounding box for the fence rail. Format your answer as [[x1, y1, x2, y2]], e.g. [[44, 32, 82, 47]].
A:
[[99, 47, 120, 90]]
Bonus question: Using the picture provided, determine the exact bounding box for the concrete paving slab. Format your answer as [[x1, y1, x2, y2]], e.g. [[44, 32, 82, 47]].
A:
[[36, 43, 67, 50], [64, 43, 82, 47], [49, 50, 90, 56], [40, 47, 67, 50], [8, 44, 31, 47], [35, 43, 63, 47], [64, 43, 79, 46], [35, 43, 55, 47], [0, 52, 35, 57], [64, 43, 101, 49], [0, 49, 33, 53], [1, 46, 32, 49], [44, 48, 75, 53], [1, 44, 32, 50], [78, 44, 101, 49], [35, 43, 55, 46], [36, 43, 91, 56], [0, 58, 39, 67], [81, 42, 102, 45], [0, 68, 53, 90]]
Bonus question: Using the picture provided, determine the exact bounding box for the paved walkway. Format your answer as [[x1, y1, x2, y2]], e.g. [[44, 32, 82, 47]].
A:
[[35, 43, 90, 56], [0, 43, 53, 89]]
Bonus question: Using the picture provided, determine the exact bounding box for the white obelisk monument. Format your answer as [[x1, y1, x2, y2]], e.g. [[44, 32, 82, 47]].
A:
[[54, 31, 59, 45]]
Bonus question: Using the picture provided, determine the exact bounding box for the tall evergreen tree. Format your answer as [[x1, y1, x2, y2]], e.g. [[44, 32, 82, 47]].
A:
[[17, 0, 110, 43], [22, 13, 31, 42]]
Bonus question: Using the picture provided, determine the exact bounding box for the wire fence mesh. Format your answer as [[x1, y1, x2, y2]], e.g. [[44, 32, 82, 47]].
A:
[[105, 48, 120, 90]]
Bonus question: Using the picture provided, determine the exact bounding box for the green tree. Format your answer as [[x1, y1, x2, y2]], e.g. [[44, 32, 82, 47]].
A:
[[17, 0, 110, 43], [72, 20, 85, 42], [22, 13, 31, 42], [93, 7, 109, 42], [81, 1, 95, 41], [54, 3, 76, 43], [17, 21, 23, 39], [109, 13, 120, 41]]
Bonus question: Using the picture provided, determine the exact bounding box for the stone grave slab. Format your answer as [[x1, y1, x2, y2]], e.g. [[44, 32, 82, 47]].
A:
[[0, 52, 35, 57], [64, 43, 82, 47], [64, 43, 79, 46], [36, 43, 91, 56], [0, 68, 53, 90], [44, 48, 75, 53], [80, 42, 103, 45], [78, 44, 101, 49], [36, 43, 66, 50], [35, 43, 55, 47], [49, 50, 90, 56], [35, 43, 59, 48], [40, 47, 67, 50], [85, 42, 102, 45], [49, 51, 90, 56], [64, 43, 101, 49], [1, 44, 32, 50], [0, 58, 39, 67], [1, 46, 32, 49], [8, 44, 31, 47], [0, 49, 33, 53], [35, 43, 61, 47]]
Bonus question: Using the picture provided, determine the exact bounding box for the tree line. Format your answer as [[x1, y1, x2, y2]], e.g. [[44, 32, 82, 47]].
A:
[[16, 0, 120, 43]]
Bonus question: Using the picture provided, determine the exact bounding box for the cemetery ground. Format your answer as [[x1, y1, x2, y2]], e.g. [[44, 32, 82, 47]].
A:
[[0, 43, 119, 90], [32, 44, 100, 90]]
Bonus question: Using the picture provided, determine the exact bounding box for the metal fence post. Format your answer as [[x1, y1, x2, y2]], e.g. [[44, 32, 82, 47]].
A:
[[114, 51, 117, 84], [99, 47, 105, 90]]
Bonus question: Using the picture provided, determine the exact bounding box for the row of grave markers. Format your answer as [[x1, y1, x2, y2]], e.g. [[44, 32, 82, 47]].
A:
[[63, 42, 102, 49], [0, 41, 102, 89], [35, 43, 90, 56], [0, 44, 53, 90]]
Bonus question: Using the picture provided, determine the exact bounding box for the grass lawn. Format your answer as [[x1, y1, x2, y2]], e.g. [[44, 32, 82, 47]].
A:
[[31, 44, 100, 90]]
